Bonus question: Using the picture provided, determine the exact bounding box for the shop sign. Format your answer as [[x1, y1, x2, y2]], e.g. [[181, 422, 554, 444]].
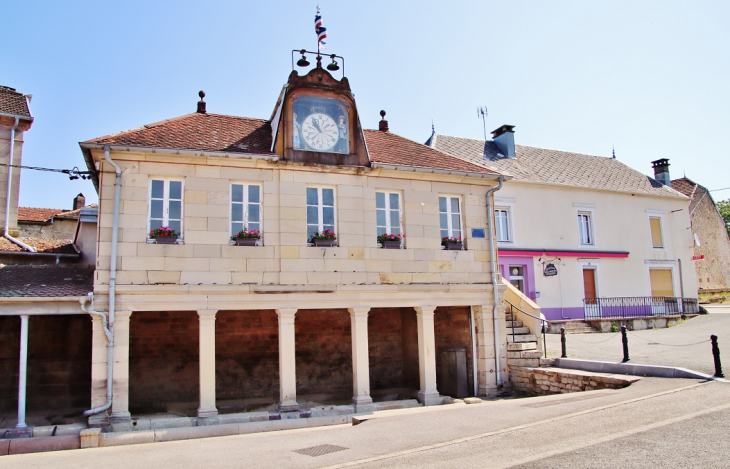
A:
[[692, 255, 705, 261], [544, 263, 558, 276]]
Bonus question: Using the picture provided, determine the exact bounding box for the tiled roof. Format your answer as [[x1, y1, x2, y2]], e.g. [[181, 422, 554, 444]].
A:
[[0, 265, 94, 298], [85, 113, 276, 155], [670, 178, 697, 198], [431, 134, 684, 198], [0, 86, 31, 118], [0, 237, 78, 254], [363, 130, 499, 175], [55, 204, 98, 220], [18, 205, 98, 222], [672, 177, 709, 213]]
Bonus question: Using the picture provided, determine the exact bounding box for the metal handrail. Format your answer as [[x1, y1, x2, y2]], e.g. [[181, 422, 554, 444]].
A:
[[504, 299, 547, 358], [583, 296, 700, 319]]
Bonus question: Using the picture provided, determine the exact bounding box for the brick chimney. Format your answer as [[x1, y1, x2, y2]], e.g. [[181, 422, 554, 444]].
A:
[[73, 193, 86, 210], [197, 91, 206, 114], [491, 125, 516, 158], [651, 159, 670, 186], [378, 110, 389, 132]]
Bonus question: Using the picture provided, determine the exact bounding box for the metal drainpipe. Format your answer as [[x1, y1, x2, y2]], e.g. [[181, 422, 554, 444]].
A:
[[15, 315, 29, 429], [81, 296, 114, 415], [486, 176, 504, 388], [104, 145, 121, 328], [3, 117, 35, 252]]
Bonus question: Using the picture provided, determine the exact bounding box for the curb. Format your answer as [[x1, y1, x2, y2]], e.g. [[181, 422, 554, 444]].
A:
[[554, 358, 729, 382], [1, 435, 79, 455]]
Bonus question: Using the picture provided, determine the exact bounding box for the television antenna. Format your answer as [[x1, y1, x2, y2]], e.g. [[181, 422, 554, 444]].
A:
[[477, 106, 488, 140]]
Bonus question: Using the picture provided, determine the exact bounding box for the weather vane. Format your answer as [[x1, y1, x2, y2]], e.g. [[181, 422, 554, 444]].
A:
[[477, 106, 488, 140]]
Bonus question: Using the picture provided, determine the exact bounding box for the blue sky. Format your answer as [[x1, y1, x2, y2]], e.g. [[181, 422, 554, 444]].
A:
[[4, 1, 729, 209]]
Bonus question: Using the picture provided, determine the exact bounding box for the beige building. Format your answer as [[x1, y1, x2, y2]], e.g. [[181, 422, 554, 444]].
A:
[[429, 128, 699, 323], [71, 59, 528, 429]]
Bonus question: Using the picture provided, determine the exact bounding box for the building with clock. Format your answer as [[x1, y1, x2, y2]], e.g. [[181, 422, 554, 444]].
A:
[[1, 50, 538, 433]]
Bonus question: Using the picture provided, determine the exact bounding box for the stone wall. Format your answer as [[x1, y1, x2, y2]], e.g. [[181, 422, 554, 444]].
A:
[[691, 186, 730, 289], [368, 308, 419, 391], [17, 219, 77, 239], [509, 366, 634, 396], [0, 315, 91, 413], [434, 306, 473, 396], [129, 311, 199, 413]]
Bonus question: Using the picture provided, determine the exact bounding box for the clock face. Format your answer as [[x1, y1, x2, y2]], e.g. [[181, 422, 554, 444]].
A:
[[292, 96, 349, 154], [301, 113, 339, 151]]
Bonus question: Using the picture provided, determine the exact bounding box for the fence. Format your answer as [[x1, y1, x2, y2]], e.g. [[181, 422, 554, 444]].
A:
[[583, 296, 699, 320]]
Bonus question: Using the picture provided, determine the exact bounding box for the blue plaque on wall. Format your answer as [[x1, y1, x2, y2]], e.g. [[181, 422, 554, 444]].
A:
[[471, 228, 486, 238]]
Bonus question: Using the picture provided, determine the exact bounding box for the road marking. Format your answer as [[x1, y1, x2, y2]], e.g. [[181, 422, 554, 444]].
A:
[[503, 401, 730, 468], [321, 381, 713, 468]]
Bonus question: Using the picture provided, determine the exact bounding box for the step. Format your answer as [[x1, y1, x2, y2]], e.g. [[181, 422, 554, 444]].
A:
[[506, 327, 531, 335], [505, 314, 516, 321], [506, 320, 524, 328], [507, 358, 541, 367], [507, 334, 537, 343], [507, 350, 542, 359], [507, 343, 538, 351]]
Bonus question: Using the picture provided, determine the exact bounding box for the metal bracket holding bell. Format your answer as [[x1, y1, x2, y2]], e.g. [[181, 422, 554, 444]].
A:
[[291, 49, 345, 78]]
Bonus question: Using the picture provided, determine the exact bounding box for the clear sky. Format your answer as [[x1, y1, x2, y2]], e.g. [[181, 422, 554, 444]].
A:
[[4, 1, 729, 209]]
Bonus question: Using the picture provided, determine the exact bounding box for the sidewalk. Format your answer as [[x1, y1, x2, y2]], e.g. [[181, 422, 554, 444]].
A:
[[545, 308, 730, 375]]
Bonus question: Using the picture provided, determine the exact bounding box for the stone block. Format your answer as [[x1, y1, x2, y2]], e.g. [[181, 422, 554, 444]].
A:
[[231, 272, 263, 284], [428, 261, 452, 273], [180, 271, 232, 285], [80, 428, 101, 449], [148, 271, 181, 284], [280, 246, 300, 259]]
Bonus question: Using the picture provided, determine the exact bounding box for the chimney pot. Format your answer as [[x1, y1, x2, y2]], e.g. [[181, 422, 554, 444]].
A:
[[73, 193, 86, 211], [491, 125, 516, 158], [378, 110, 389, 132], [651, 158, 671, 186], [197, 90, 206, 114]]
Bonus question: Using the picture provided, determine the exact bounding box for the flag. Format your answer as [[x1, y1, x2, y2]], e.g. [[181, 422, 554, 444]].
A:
[[315, 6, 327, 49]]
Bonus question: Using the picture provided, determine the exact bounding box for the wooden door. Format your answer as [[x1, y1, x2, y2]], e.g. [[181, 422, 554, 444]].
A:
[[583, 268, 597, 303]]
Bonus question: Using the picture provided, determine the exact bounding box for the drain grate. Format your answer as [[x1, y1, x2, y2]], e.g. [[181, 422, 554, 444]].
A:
[[294, 444, 348, 457]]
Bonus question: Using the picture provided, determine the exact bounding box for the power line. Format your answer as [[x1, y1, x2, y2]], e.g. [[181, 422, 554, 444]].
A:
[[0, 162, 94, 180]]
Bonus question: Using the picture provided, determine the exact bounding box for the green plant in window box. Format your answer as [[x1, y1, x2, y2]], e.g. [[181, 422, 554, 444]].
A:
[[231, 228, 261, 246], [442, 236, 463, 250], [310, 229, 337, 247], [150, 226, 179, 244], [377, 233, 403, 249]]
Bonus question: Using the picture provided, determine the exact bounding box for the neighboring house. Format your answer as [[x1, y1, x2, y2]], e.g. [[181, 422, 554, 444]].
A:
[[0, 86, 33, 240], [671, 177, 730, 290], [17, 194, 91, 239], [429, 126, 698, 322], [60, 57, 525, 431]]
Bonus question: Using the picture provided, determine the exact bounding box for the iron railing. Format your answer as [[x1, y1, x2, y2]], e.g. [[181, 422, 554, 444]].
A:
[[583, 296, 700, 319], [504, 300, 547, 358]]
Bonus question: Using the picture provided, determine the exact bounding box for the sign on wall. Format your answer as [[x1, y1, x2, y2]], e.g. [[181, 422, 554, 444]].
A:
[[543, 263, 558, 277]]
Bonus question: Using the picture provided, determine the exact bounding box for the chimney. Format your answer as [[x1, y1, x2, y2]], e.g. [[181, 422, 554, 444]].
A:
[[197, 90, 206, 114], [491, 125, 516, 158], [73, 193, 86, 210], [651, 158, 671, 186], [378, 110, 389, 132]]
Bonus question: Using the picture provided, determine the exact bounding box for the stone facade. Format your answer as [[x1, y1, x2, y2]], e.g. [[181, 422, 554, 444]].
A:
[[509, 366, 636, 396], [687, 185, 730, 289]]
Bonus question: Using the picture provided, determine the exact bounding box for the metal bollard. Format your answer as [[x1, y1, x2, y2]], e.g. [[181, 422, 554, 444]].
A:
[[560, 327, 567, 358], [711, 335, 724, 378], [621, 326, 630, 363]]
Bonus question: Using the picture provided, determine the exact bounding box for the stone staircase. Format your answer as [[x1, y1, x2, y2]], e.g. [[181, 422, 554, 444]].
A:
[[552, 320, 598, 334], [506, 312, 542, 367]]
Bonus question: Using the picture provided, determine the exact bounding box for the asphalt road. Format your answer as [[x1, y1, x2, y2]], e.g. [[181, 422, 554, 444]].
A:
[[2, 378, 728, 468], [545, 306, 730, 375]]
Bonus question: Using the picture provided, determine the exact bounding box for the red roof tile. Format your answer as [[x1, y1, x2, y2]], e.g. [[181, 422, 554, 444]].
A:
[[86, 113, 275, 155], [18, 207, 68, 222], [0, 86, 32, 118], [0, 265, 94, 298], [0, 237, 78, 254]]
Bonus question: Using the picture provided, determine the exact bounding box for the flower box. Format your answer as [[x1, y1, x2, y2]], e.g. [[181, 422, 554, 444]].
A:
[[382, 240, 402, 249], [444, 243, 463, 250], [154, 236, 178, 245], [234, 238, 258, 246], [313, 239, 337, 247]]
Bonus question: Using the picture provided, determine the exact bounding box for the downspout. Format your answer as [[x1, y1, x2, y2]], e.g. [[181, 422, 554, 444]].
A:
[[486, 176, 504, 387], [3, 117, 35, 252], [104, 145, 121, 328], [81, 296, 113, 415]]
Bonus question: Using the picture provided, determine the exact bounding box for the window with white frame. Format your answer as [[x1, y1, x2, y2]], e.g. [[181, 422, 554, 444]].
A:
[[148, 179, 183, 236], [495, 208, 512, 242], [649, 216, 664, 249], [577, 211, 594, 245], [230, 183, 262, 237], [376, 191, 402, 238], [306, 186, 336, 241], [439, 195, 462, 240]]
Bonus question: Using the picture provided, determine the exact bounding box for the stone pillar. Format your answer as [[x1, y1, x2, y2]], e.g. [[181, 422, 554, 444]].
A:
[[472, 303, 504, 397], [348, 307, 374, 411], [415, 306, 440, 406], [111, 311, 132, 422], [197, 310, 218, 419], [276, 309, 298, 412], [89, 315, 110, 426]]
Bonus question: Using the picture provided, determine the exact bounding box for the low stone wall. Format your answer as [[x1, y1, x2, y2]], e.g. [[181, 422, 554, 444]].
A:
[[509, 366, 638, 396], [548, 314, 698, 334]]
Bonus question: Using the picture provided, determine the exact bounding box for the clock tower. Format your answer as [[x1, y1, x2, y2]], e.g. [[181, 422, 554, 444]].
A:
[[270, 51, 370, 167]]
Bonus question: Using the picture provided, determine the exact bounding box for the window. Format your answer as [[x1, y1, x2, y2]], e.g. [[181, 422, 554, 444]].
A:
[[306, 187, 336, 241], [376, 191, 402, 238], [649, 216, 664, 248], [231, 183, 262, 237], [439, 195, 462, 240], [577, 211, 593, 245], [509, 265, 525, 292], [495, 208, 512, 242], [149, 179, 183, 236], [649, 268, 674, 297]]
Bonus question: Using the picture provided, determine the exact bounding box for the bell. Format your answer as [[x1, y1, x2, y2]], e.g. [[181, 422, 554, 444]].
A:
[[297, 56, 310, 67], [326, 54, 339, 71]]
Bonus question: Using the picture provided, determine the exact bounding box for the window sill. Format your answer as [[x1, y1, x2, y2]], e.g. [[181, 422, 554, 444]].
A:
[[229, 240, 264, 246], [441, 245, 465, 251], [147, 238, 183, 245]]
